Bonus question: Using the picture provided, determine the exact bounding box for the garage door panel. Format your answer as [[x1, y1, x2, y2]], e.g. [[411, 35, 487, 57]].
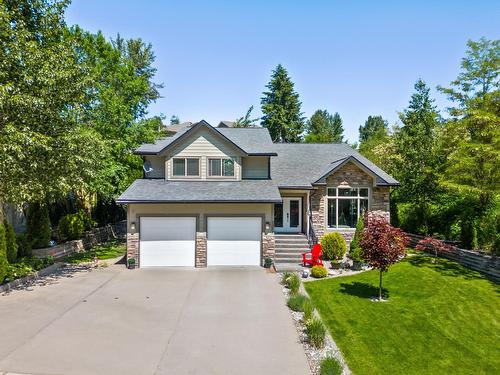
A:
[[207, 241, 260, 266], [207, 217, 261, 266], [141, 217, 195, 241], [140, 217, 196, 267], [207, 217, 261, 241]]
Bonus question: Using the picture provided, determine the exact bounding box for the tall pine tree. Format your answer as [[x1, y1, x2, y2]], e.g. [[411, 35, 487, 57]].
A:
[[394, 79, 441, 234], [261, 65, 305, 142], [358, 115, 389, 165], [304, 110, 344, 143], [438, 38, 499, 250]]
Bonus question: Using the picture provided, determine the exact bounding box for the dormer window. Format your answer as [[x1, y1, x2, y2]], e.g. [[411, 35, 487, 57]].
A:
[[173, 158, 200, 177], [209, 158, 234, 177]]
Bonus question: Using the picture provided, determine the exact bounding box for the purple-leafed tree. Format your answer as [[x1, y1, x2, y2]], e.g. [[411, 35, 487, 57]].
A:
[[360, 213, 409, 300]]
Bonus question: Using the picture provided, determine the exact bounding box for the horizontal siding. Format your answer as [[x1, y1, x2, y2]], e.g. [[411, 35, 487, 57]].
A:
[[242, 157, 269, 179], [144, 156, 165, 178], [165, 128, 243, 180]]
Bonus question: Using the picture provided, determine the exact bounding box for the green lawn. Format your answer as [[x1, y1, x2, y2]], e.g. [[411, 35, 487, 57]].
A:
[[304, 255, 500, 375], [65, 240, 126, 264]]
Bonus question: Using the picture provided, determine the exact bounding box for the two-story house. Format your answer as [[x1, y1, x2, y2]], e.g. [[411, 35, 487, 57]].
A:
[[117, 120, 399, 268]]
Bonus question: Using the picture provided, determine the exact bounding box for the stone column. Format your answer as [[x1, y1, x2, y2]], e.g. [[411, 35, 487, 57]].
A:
[[262, 232, 275, 264], [127, 232, 139, 267], [195, 232, 207, 267]]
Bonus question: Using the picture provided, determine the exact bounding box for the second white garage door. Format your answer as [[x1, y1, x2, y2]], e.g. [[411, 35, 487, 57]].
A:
[[207, 217, 262, 266], [140, 217, 196, 267]]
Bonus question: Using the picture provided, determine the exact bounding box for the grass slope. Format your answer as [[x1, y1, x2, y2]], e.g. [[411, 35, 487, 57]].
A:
[[66, 240, 125, 264], [304, 255, 500, 375]]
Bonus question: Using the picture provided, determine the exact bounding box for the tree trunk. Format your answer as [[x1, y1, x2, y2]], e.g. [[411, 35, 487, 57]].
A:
[[379, 270, 383, 300]]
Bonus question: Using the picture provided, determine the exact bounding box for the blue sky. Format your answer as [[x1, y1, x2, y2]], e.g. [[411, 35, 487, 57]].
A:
[[66, 0, 499, 142]]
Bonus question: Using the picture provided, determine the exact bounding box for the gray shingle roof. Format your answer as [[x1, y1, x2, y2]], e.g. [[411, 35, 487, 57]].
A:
[[217, 128, 276, 155], [271, 143, 399, 188], [116, 179, 282, 204], [134, 121, 276, 156]]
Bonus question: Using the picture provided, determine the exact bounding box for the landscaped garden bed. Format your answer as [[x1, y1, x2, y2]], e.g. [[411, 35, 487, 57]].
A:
[[64, 239, 126, 265], [304, 255, 500, 374], [280, 272, 348, 375]]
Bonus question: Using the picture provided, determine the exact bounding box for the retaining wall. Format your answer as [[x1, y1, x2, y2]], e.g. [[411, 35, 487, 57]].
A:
[[407, 233, 500, 283], [32, 221, 127, 260]]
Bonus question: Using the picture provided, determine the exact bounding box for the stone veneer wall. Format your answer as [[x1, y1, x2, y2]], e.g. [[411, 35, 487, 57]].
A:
[[310, 161, 391, 246], [262, 232, 275, 263], [195, 232, 207, 267], [127, 232, 139, 266]]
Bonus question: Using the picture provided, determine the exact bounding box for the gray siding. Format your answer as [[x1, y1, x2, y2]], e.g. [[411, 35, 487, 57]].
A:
[[242, 157, 269, 179]]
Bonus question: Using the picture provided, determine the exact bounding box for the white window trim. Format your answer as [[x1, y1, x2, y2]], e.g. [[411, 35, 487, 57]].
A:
[[172, 157, 201, 178], [208, 157, 235, 177], [326, 186, 370, 230]]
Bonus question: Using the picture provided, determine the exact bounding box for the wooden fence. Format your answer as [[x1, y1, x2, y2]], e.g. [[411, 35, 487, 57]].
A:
[[406, 233, 500, 283]]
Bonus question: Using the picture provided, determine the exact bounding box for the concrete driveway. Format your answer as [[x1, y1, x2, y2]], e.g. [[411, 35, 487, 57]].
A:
[[0, 265, 310, 375]]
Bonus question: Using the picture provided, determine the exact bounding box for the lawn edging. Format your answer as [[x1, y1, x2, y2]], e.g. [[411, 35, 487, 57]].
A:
[[0, 262, 63, 293], [299, 280, 352, 375]]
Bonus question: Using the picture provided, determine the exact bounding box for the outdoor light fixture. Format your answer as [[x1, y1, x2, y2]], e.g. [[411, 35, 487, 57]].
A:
[[265, 221, 270, 232], [130, 222, 136, 233]]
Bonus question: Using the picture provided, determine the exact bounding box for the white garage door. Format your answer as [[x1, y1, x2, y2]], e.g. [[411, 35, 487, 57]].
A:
[[207, 217, 262, 266], [140, 217, 196, 267]]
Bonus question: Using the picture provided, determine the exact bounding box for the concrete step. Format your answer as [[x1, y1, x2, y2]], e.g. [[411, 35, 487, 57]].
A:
[[275, 253, 304, 259], [275, 234, 307, 238], [275, 248, 307, 254], [275, 239, 309, 245], [274, 263, 306, 272], [274, 244, 309, 251], [274, 257, 304, 264]]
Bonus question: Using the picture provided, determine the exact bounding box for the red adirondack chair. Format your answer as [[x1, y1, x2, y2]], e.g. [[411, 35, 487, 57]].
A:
[[302, 243, 323, 267]]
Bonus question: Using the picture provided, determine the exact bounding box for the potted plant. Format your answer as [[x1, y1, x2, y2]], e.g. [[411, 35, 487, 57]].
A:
[[320, 232, 346, 269], [264, 256, 273, 268], [127, 258, 136, 269]]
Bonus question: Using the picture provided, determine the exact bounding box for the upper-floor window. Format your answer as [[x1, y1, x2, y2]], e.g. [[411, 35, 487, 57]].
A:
[[327, 187, 369, 229], [173, 157, 200, 177], [209, 158, 234, 177]]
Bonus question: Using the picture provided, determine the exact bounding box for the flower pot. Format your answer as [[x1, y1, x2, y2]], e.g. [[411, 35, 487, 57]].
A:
[[331, 260, 342, 269], [352, 261, 363, 271]]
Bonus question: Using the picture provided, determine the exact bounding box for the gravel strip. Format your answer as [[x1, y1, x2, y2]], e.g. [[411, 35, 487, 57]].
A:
[[279, 273, 352, 375]]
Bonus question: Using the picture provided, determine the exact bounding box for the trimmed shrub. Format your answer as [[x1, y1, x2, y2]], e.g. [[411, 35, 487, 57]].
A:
[[4, 220, 18, 263], [349, 216, 364, 263], [286, 273, 301, 295], [26, 202, 51, 249], [306, 317, 326, 348], [320, 356, 342, 375], [287, 294, 309, 312], [303, 299, 314, 322], [0, 224, 7, 283], [58, 210, 96, 241], [16, 233, 32, 258], [321, 232, 346, 261], [311, 265, 328, 278]]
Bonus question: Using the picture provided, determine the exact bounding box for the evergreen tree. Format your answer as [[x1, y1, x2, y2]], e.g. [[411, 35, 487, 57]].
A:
[[170, 115, 180, 125], [359, 115, 388, 143], [261, 65, 305, 142], [394, 79, 441, 234], [4, 220, 17, 263], [358, 115, 390, 165], [26, 202, 51, 249], [304, 110, 344, 143], [0, 223, 7, 282], [438, 38, 499, 250], [234, 106, 259, 127]]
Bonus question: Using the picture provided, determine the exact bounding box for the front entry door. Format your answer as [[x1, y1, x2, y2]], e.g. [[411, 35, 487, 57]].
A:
[[274, 198, 302, 233]]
